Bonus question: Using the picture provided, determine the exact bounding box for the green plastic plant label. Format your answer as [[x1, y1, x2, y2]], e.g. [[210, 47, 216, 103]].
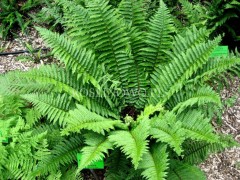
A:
[[0, 130, 8, 143], [210, 46, 229, 57], [77, 153, 104, 169]]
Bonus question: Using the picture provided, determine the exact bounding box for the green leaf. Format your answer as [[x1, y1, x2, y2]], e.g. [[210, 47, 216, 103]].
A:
[[138, 143, 169, 180], [150, 111, 185, 155], [64, 104, 121, 135], [78, 133, 113, 171], [177, 110, 219, 142], [108, 119, 150, 168], [167, 160, 206, 180], [172, 86, 221, 114]]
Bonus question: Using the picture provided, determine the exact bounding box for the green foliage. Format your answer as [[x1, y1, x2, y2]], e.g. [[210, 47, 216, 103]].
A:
[[0, 0, 43, 39], [167, 160, 206, 180], [138, 143, 169, 180], [0, 0, 240, 179], [178, 0, 240, 50], [0, 94, 84, 179], [30, 0, 64, 32]]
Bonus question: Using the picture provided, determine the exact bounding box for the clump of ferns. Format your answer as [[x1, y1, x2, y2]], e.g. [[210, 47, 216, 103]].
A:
[[0, 0, 240, 179]]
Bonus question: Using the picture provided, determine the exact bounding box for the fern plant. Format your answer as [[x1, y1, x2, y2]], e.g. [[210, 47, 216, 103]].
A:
[[1, 0, 240, 179], [178, 0, 240, 51], [0, 0, 43, 39]]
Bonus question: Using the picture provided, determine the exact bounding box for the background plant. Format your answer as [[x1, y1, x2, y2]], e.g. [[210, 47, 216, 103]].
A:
[[30, 0, 65, 33], [177, 0, 240, 51], [0, 0, 240, 179], [0, 0, 43, 39]]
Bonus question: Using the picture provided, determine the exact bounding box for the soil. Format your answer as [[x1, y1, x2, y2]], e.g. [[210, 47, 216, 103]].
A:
[[200, 77, 240, 180], [0, 28, 239, 180]]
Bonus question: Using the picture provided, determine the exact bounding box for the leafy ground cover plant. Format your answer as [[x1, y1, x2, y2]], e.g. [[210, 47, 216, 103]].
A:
[[177, 0, 240, 50], [0, 0, 240, 179], [30, 0, 65, 33], [0, 0, 43, 39]]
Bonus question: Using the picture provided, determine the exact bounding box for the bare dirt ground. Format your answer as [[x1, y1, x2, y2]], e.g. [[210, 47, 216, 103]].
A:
[[200, 77, 240, 180], [0, 28, 239, 180], [0, 27, 47, 74]]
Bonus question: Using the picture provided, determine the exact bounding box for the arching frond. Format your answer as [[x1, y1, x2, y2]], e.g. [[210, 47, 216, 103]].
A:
[[191, 53, 240, 83], [182, 135, 238, 165], [150, 111, 185, 155], [172, 86, 221, 114], [61, 1, 93, 48], [36, 27, 102, 89], [1, 65, 118, 118], [31, 136, 83, 177], [86, 0, 134, 90], [108, 119, 150, 168], [167, 160, 206, 180], [124, 27, 149, 108], [149, 34, 221, 105], [171, 27, 209, 57], [138, 143, 169, 180], [78, 132, 113, 170], [21, 93, 73, 126], [141, 0, 175, 73], [63, 104, 121, 135], [177, 110, 219, 143], [118, 0, 146, 30]]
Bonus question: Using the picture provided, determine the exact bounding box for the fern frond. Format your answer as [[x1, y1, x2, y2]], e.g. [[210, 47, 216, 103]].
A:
[[0, 144, 8, 179], [179, 0, 208, 28], [30, 124, 62, 145], [0, 95, 25, 118], [108, 119, 150, 168], [36, 27, 102, 89], [86, 0, 134, 90], [31, 136, 83, 177], [61, 1, 93, 48], [125, 27, 149, 108], [1, 65, 118, 118], [0, 71, 54, 95], [149, 34, 221, 105], [171, 27, 209, 57], [141, 0, 175, 73], [24, 108, 42, 127], [182, 135, 238, 165], [177, 110, 219, 143], [6, 131, 49, 180], [172, 86, 221, 114], [22, 93, 73, 126], [138, 143, 169, 180], [105, 149, 134, 180], [63, 104, 121, 135], [118, 0, 146, 30], [191, 54, 240, 83], [150, 111, 185, 155], [78, 132, 113, 170], [167, 160, 206, 180]]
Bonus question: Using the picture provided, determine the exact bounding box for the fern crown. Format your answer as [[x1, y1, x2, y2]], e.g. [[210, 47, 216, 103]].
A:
[[0, 0, 240, 179]]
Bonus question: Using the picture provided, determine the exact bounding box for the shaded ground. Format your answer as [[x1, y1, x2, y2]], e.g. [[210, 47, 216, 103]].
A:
[[200, 77, 240, 180], [0, 29, 239, 180]]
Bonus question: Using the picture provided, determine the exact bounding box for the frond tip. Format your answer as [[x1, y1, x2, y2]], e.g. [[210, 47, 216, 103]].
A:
[[138, 143, 169, 180], [63, 104, 121, 135], [108, 119, 150, 169]]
